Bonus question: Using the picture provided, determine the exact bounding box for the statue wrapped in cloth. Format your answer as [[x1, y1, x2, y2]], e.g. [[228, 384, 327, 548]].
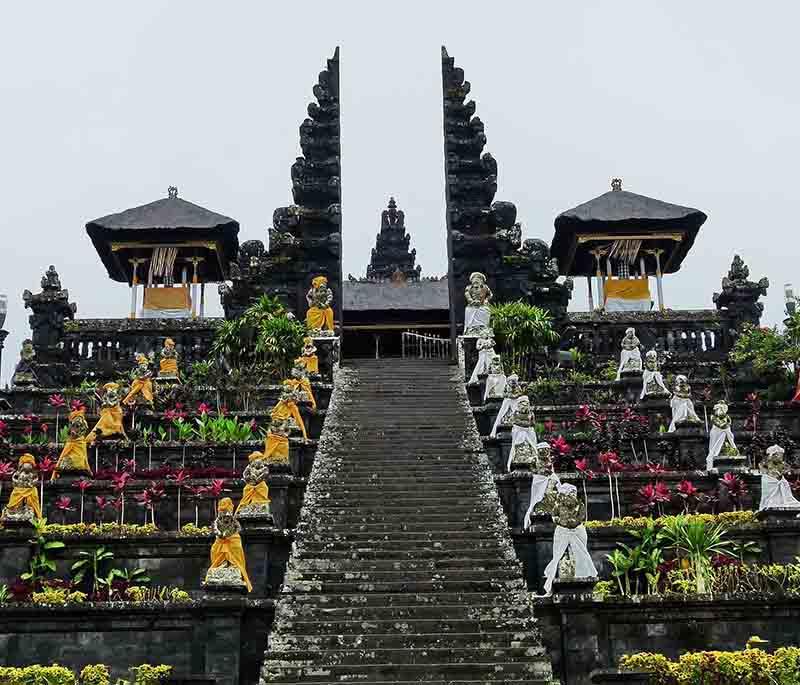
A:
[[263, 418, 290, 467], [296, 337, 319, 375], [205, 497, 253, 592], [52, 406, 93, 479], [306, 276, 335, 333], [2, 454, 42, 522], [123, 354, 154, 407], [236, 452, 271, 520], [270, 381, 308, 440], [288, 359, 316, 410], [158, 338, 180, 380], [89, 383, 127, 441]]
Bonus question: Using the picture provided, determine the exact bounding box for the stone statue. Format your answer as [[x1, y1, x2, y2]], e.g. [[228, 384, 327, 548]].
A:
[[484, 354, 507, 401], [306, 275, 335, 334], [463, 272, 493, 335], [758, 445, 800, 511], [706, 401, 739, 470], [507, 396, 538, 471], [89, 382, 127, 441], [41, 265, 61, 291], [263, 417, 291, 467], [296, 337, 319, 376], [713, 255, 769, 329], [11, 339, 37, 387], [288, 359, 316, 410], [668, 375, 702, 432], [523, 442, 562, 530], [491, 373, 525, 438], [123, 354, 154, 407], [616, 327, 642, 380], [204, 497, 253, 592], [1, 454, 41, 523], [158, 338, 180, 380], [542, 483, 598, 595], [640, 349, 670, 399], [236, 452, 272, 521], [468, 330, 496, 385], [270, 381, 307, 440], [52, 406, 93, 480]]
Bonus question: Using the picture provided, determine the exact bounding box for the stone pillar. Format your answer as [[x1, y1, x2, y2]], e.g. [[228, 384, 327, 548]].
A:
[[203, 609, 242, 685], [0, 330, 8, 383]]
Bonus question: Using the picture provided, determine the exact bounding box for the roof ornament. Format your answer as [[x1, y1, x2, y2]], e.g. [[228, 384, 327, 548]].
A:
[[168, 186, 178, 199], [611, 178, 622, 192]]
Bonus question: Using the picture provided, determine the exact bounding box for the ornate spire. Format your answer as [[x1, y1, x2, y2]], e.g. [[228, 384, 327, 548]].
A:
[[221, 48, 342, 320], [366, 198, 421, 281]]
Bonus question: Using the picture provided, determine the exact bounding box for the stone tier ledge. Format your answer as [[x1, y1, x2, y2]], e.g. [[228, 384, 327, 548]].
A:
[[567, 309, 721, 324], [64, 318, 224, 333]]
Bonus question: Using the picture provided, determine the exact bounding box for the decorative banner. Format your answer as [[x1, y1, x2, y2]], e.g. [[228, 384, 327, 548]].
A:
[[604, 278, 651, 312], [142, 286, 191, 319]]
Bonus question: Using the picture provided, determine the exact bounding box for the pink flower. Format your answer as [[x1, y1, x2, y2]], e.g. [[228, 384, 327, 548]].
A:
[[75, 478, 93, 493], [111, 472, 131, 493], [39, 423, 49, 434], [0, 420, 8, 438], [647, 462, 666, 474], [197, 403, 212, 416], [38, 456, 56, 476], [677, 480, 698, 498], [549, 435, 572, 456], [48, 394, 67, 408], [653, 481, 671, 503], [598, 451, 620, 471], [55, 496, 74, 511], [0, 462, 15, 479], [168, 469, 191, 487], [69, 399, 86, 412]]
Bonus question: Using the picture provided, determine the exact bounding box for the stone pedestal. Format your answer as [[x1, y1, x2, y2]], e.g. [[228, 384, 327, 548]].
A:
[[615, 374, 643, 403], [713, 454, 748, 474], [552, 576, 598, 596], [459, 335, 478, 383], [756, 507, 800, 524], [313, 336, 339, 383]]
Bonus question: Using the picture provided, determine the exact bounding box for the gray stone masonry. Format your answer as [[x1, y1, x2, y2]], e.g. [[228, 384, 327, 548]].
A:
[[259, 359, 554, 684]]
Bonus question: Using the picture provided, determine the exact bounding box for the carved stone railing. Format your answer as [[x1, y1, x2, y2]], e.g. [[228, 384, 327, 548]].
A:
[[62, 318, 222, 379], [564, 309, 734, 361]]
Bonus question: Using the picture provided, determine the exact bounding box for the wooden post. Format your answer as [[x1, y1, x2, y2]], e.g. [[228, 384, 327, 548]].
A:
[[200, 283, 206, 319], [653, 249, 665, 311], [586, 276, 594, 311], [591, 250, 605, 311]]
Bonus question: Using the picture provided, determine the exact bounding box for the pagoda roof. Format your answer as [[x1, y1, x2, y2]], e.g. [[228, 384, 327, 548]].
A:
[[551, 181, 707, 276], [86, 188, 240, 283]]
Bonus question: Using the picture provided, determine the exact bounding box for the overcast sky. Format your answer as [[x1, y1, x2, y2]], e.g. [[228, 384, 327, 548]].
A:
[[1, 2, 798, 382]]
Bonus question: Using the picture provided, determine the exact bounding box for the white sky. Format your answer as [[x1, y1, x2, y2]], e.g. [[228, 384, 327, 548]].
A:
[[2, 1, 798, 382]]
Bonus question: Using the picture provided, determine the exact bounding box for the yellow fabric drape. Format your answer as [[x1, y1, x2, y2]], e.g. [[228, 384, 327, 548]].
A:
[[263, 433, 289, 463], [271, 401, 307, 440], [287, 378, 316, 410], [297, 355, 319, 375], [143, 286, 191, 310], [236, 482, 270, 513], [306, 307, 334, 332], [52, 437, 93, 480], [123, 378, 154, 406], [159, 358, 179, 377], [6, 486, 42, 519], [208, 534, 253, 592], [604, 278, 651, 301], [90, 406, 125, 440]]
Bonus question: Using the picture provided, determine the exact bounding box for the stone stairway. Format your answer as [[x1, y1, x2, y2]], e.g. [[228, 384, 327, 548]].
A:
[[260, 359, 554, 684]]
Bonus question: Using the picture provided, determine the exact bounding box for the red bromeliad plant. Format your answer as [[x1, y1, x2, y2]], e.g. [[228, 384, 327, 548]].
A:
[[598, 451, 621, 519], [206, 478, 229, 515], [111, 472, 132, 524], [635, 481, 672, 516], [574, 458, 595, 507], [168, 469, 192, 530], [75, 478, 93, 523], [744, 392, 762, 436], [186, 484, 207, 527], [0, 461, 14, 498], [54, 495, 74, 524], [719, 472, 748, 511], [676, 479, 700, 513], [48, 394, 67, 446], [134, 489, 154, 526]]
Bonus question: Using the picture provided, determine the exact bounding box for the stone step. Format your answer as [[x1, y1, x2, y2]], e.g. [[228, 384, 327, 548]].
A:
[[261, 660, 553, 682], [277, 602, 530, 621], [272, 630, 539, 651], [292, 557, 510, 571], [267, 645, 548, 666], [316, 511, 491, 523], [294, 549, 511, 562], [310, 522, 498, 534], [262, 680, 547, 685], [293, 569, 519, 584], [282, 592, 526, 608], [285, 578, 522, 594], [274, 614, 538, 636], [293, 531, 499, 542], [297, 540, 511, 553], [312, 498, 489, 509]]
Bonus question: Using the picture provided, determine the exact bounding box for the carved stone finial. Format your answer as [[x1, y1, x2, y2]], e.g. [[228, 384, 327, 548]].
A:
[[387, 197, 396, 210], [168, 186, 178, 199], [713, 254, 769, 329], [611, 178, 622, 192]]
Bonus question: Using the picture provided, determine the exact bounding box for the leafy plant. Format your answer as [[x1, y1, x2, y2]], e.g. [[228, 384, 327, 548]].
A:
[[488, 301, 560, 375], [657, 518, 734, 594], [729, 322, 800, 380], [31, 586, 87, 605], [71, 546, 116, 597], [22, 518, 65, 585]]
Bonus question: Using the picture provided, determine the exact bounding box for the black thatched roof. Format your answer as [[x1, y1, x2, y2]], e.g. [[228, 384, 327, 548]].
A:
[[86, 191, 240, 283], [551, 186, 707, 276]]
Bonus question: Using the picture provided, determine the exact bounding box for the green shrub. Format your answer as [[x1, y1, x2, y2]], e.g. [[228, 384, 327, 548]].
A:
[[0, 665, 75, 685], [79, 665, 109, 685]]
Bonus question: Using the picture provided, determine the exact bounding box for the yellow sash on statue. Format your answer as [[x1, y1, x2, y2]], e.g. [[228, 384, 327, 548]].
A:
[[236, 482, 270, 514], [287, 378, 316, 410], [271, 401, 307, 440], [52, 437, 92, 480], [6, 486, 42, 519], [208, 533, 253, 592], [263, 433, 289, 464], [306, 307, 334, 332], [159, 358, 179, 377], [91, 406, 125, 440], [123, 378, 154, 406], [298, 355, 319, 375]]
